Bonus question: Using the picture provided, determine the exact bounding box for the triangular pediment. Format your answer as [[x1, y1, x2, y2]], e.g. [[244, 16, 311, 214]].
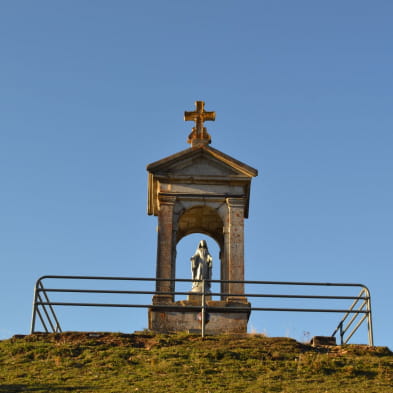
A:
[[147, 146, 258, 216], [164, 154, 241, 177], [147, 146, 258, 178]]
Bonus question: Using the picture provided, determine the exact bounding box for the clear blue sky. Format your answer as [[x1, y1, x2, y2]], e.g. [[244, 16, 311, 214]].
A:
[[1, 1, 392, 348]]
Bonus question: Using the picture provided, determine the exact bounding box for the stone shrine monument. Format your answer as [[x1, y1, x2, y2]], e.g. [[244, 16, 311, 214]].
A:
[[147, 101, 258, 333]]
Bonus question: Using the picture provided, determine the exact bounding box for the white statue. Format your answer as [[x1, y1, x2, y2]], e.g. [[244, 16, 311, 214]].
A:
[[190, 240, 213, 292]]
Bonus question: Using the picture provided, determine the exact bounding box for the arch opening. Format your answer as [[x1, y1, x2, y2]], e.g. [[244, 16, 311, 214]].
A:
[[175, 233, 221, 302], [176, 205, 224, 248]]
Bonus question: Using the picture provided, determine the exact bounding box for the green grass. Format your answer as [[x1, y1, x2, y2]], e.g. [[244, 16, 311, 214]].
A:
[[0, 332, 392, 392]]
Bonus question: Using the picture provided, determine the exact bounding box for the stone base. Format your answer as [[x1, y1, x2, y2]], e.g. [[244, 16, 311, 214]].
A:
[[148, 300, 251, 334], [310, 336, 337, 346]]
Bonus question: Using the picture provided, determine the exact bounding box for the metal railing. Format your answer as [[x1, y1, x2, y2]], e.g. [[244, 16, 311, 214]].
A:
[[30, 275, 374, 345]]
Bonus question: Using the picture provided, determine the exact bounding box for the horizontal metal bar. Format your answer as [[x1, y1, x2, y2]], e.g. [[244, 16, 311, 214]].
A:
[[38, 275, 191, 283], [251, 307, 369, 313], [37, 275, 368, 289], [212, 293, 368, 300], [38, 288, 187, 296], [37, 288, 369, 301], [36, 302, 206, 310], [36, 302, 370, 314]]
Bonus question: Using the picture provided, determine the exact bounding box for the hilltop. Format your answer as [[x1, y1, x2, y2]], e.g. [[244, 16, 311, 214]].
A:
[[0, 332, 392, 393]]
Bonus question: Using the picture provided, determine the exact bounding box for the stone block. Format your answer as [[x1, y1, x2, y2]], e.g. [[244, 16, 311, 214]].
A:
[[148, 300, 251, 334], [310, 336, 337, 346]]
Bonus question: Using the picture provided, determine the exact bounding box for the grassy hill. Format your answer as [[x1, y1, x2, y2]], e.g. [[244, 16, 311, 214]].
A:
[[0, 332, 392, 393]]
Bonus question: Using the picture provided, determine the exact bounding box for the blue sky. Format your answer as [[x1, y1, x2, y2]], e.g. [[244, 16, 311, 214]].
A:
[[1, 1, 392, 348]]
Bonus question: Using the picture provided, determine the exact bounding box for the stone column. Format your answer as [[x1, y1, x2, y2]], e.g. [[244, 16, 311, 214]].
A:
[[218, 203, 229, 300], [153, 194, 177, 304], [221, 218, 230, 300], [226, 197, 247, 302]]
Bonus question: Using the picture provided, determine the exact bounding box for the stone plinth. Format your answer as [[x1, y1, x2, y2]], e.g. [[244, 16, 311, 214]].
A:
[[148, 300, 251, 334], [310, 336, 337, 346]]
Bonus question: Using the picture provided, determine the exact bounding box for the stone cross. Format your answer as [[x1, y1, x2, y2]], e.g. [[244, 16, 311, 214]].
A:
[[184, 101, 216, 147]]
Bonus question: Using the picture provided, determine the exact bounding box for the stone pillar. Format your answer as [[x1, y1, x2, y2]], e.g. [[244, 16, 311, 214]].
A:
[[221, 218, 230, 300], [226, 197, 247, 302], [218, 203, 229, 300], [153, 195, 177, 304]]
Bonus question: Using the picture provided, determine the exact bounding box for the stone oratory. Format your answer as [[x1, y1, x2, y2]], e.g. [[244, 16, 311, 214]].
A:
[[147, 101, 258, 333]]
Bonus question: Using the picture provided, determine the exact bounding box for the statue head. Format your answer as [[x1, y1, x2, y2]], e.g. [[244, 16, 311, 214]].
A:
[[198, 240, 208, 249]]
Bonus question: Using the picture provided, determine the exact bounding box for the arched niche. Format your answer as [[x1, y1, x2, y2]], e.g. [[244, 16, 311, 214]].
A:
[[175, 232, 221, 301], [176, 205, 224, 249], [175, 205, 224, 299]]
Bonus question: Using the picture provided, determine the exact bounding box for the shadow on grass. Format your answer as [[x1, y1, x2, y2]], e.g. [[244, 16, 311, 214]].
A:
[[0, 385, 92, 392]]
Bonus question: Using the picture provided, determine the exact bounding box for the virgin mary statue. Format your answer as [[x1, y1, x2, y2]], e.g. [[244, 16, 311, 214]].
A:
[[190, 240, 213, 292]]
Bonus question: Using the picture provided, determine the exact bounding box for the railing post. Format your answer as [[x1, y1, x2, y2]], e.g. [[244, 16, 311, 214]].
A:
[[365, 288, 374, 346], [201, 279, 206, 338], [339, 321, 344, 345], [30, 281, 39, 334]]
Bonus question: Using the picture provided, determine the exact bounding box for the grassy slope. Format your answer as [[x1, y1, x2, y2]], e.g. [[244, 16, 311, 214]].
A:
[[0, 332, 392, 393]]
